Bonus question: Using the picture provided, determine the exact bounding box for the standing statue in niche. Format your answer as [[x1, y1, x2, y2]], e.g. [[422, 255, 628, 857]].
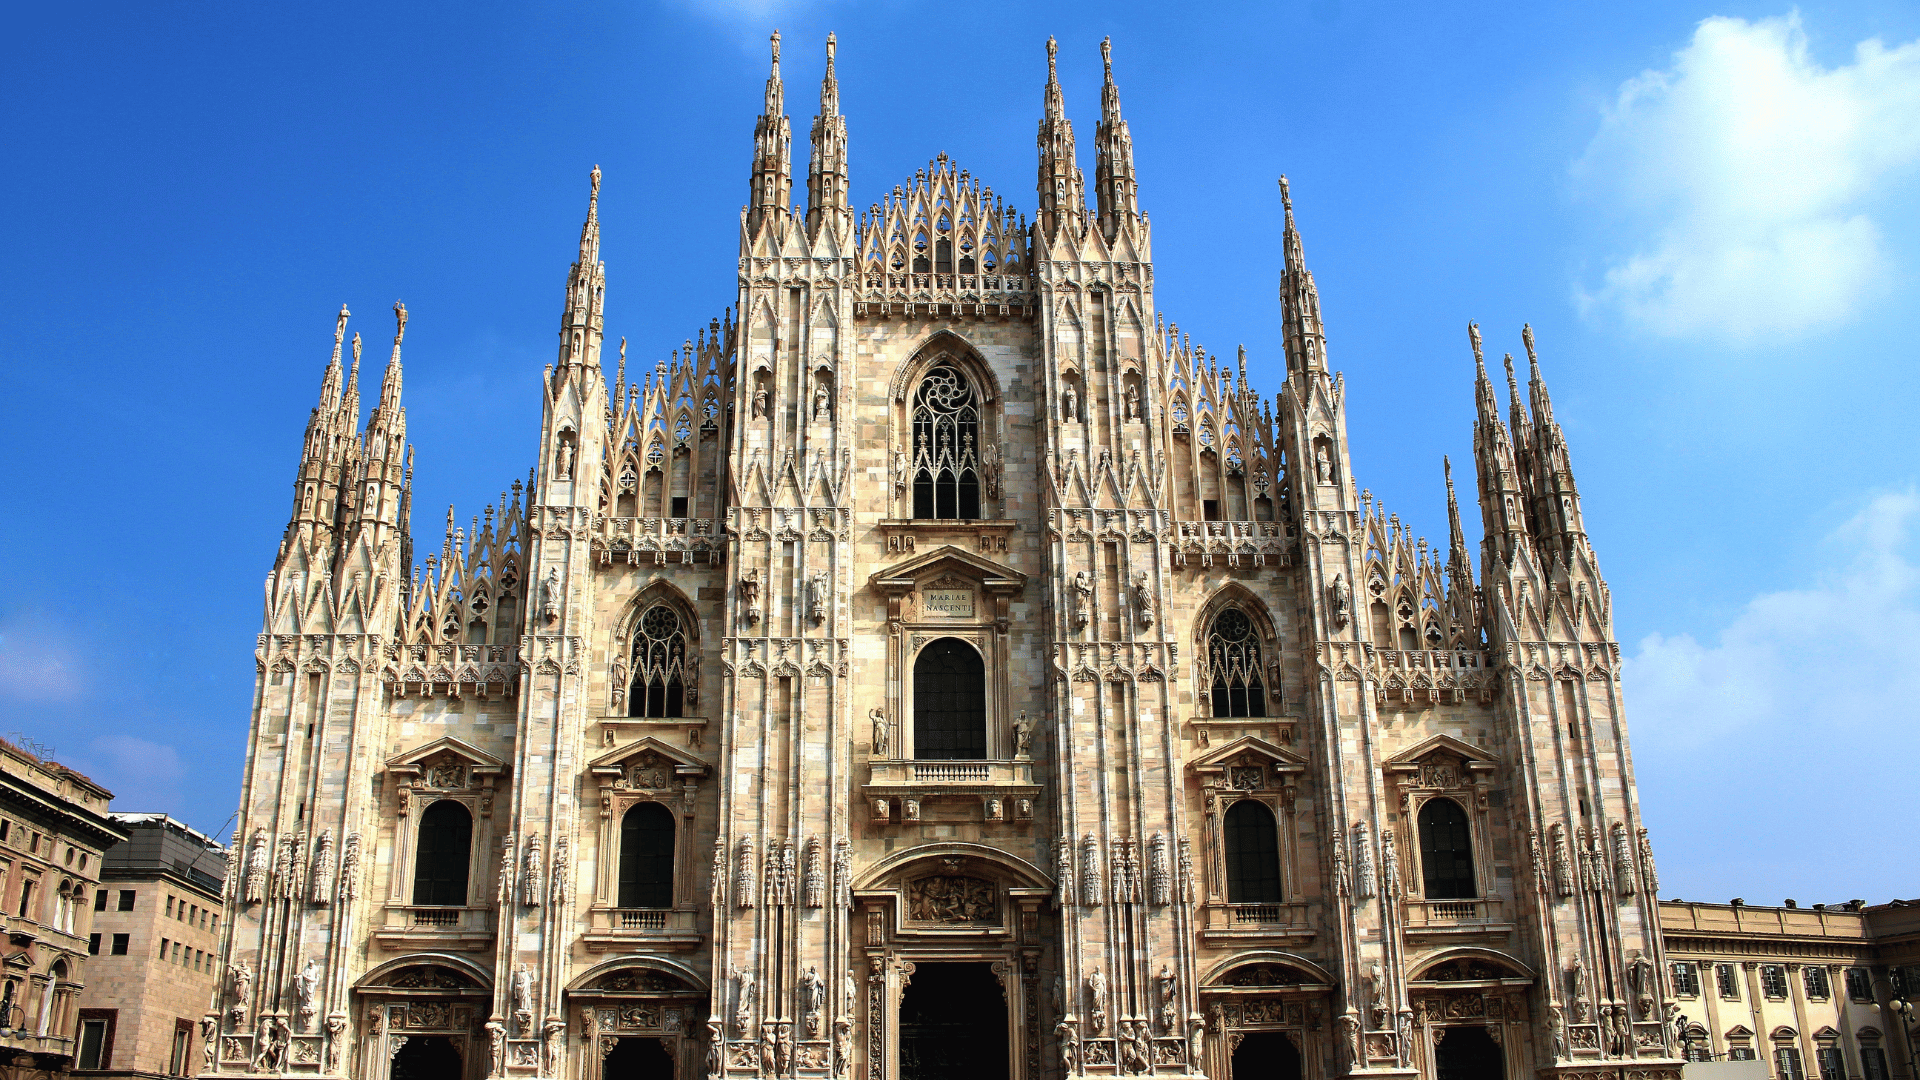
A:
[[1124, 383, 1140, 420], [869, 707, 891, 759], [752, 384, 769, 420], [1330, 574, 1352, 630], [813, 382, 830, 421], [512, 966, 535, 1032], [1071, 571, 1093, 630], [484, 1019, 507, 1078], [799, 966, 825, 1038], [555, 438, 574, 480], [979, 440, 1001, 499], [1315, 443, 1333, 484], [807, 571, 828, 626], [1086, 968, 1108, 1036], [1131, 571, 1155, 629], [293, 959, 319, 1029], [739, 568, 762, 627], [541, 567, 560, 624], [1056, 1020, 1079, 1075], [1012, 712, 1034, 759], [542, 1018, 566, 1076], [1155, 966, 1177, 1034], [1062, 383, 1078, 423]]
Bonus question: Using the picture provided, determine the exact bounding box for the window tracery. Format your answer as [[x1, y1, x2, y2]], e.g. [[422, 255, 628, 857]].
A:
[[1206, 608, 1267, 718], [909, 365, 982, 520], [627, 605, 689, 718]]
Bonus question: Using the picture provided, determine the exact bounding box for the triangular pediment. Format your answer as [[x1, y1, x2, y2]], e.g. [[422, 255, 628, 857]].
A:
[[1384, 733, 1498, 770], [1725, 1025, 1754, 1038], [385, 736, 506, 779], [867, 545, 1025, 593], [1188, 736, 1308, 775], [588, 737, 710, 780]]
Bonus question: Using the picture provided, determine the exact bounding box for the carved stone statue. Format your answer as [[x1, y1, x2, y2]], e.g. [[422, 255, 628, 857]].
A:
[[833, 1017, 852, 1077], [979, 440, 1001, 499], [752, 384, 769, 419], [1187, 1017, 1206, 1068], [1315, 442, 1333, 484], [893, 450, 909, 493], [1156, 966, 1177, 1033], [543, 1017, 566, 1075], [484, 1018, 507, 1077], [734, 970, 755, 1036], [200, 1015, 218, 1072], [1548, 1004, 1568, 1060], [1124, 384, 1140, 420], [512, 966, 535, 1031], [323, 1013, 346, 1071], [1330, 574, 1351, 630], [870, 707, 891, 758], [293, 959, 319, 1029], [813, 382, 830, 421], [1119, 1021, 1148, 1073], [541, 566, 559, 624], [807, 571, 828, 625], [230, 961, 254, 1010], [1071, 570, 1093, 630], [556, 439, 574, 479], [740, 568, 762, 626], [243, 830, 268, 904], [1056, 1020, 1079, 1075], [1086, 969, 1108, 1036], [1062, 383, 1078, 422], [799, 966, 825, 1037], [1012, 711, 1034, 758], [1131, 571, 1154, 629]]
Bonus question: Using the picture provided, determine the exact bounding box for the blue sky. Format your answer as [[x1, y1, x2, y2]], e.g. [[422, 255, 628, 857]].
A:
[[2, 0, 1916, 903]]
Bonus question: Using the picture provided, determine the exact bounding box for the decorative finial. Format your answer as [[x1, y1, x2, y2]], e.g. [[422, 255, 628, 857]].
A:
[[1101, 36, 1112, 81], [1444, 455, 1454, 485], [393, 301, 408, 343], [1278, 175, 1293, 213], [771, 29, 781, 67], [334, 304, 350, 346], [1503, 352, 1520, 393], [826, 31, 835, 67], [1466, 321, 1482, 365], [350, 332, 362, 378], [1522, 322, 1538, 367], [590, 164, 601, 201], [1047, 36, 1058, 80]]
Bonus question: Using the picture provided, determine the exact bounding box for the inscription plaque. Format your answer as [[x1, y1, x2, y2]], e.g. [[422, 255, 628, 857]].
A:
[[922, 589, 975, 618]]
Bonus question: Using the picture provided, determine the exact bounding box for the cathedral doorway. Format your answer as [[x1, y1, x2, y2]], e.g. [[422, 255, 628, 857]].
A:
[[390, 1035, 463, 1080], [1433, 1025, 1503, 1080], [897, 962, 1007, 1080], [1229, 1031, 1302, 1079], [602, 1036, 675, 1080]]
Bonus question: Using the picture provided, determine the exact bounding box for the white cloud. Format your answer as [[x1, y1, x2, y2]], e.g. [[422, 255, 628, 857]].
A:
[[0, 618, 84, 702], [1576, 12, 1920, 341]]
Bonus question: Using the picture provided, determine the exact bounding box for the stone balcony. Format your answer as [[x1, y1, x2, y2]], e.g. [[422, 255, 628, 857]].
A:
[[580, 907, 702, 953], [853, 272, 1035, 321], [1370, 649, 1496, 709], [1197, 901, 1316, 947], [1401, 897, 1514, 939], [1171, 520, 1293, 570], [371, 904, 495, 952], [591, 516, 721, 566], [863, 759, 1042, 824]]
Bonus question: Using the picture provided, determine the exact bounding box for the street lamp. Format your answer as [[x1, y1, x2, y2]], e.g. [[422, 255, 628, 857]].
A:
[[1882, 998, 1917, 1080], [1673, 1013, 1694, 1062]]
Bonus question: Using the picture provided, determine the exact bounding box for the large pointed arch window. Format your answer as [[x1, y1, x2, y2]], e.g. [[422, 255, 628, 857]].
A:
[[1223, 800, 1282, 903], [412, 800, 472, 907], [1418, 797, 1476, 899], [910, 365, 982, 520], [617, 803, 675, 909], [628, 605, 688, 718], [913, 638, 986, 760], [1207, 608, 1267, 717]]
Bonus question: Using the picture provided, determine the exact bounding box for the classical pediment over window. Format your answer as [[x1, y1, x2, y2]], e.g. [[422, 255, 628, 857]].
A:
[[867, 545, 1025, 623], [1383, 734, 1497, 802], [1187, 736, 1307, 792], [385, 737, 509, 816], [587, 738, 711, 790]]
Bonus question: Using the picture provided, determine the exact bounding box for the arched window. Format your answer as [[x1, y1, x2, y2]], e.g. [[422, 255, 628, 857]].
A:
[[1207, 608, 1267, 717], [628, 604, 688, 718], [617, 803, 675, 909], [913, 638, 986, 760], [910, 365, 982, 520], [1223, 800, 1282, 904], [1418, 798, 1476, 899], [412, 800, 473, 907]]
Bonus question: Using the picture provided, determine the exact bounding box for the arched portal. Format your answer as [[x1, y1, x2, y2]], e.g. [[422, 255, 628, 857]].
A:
[[1230, 1030, 1302, 1080], [899, 962, 1007, 1080], [601, 1036, 674, 1080]]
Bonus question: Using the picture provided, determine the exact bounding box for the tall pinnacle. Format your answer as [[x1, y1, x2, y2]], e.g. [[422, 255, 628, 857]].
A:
[[319, 304, 349, 409], [807, 32, 850, 235], [820, 31, 838, 114], [1093, 35, 1139, 230], [749, 29, 794, 227], [380, 301, 407, 411], [1277, 176, 1325, 373], [1036, 35, 1084, 241], [766, 30, 784, 116], [558, 165, 608, 371]]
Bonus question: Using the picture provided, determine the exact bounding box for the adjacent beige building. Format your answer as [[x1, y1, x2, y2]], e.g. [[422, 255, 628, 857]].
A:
[[1660, 899, 1920, 1080], [208, 34, 1686, 1080], [0, 737, 128, 1080], [76, 814, 227, 1079]]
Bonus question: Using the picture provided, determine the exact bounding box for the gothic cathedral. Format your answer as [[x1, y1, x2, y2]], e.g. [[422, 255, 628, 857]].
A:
[[213, 33, 1679, 1080]]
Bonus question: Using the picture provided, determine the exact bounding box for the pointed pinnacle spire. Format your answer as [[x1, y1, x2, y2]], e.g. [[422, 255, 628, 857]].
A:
[[765, 30, 784, 116], [319, 304, 349, 407], [1101, 35, 1113, 83], [1445, 455, 1468, 556], [1523, 322, 1554, 426], [1503, 351, 1528, 433], [1045, 36, 1064, 119], [821, 31, 838, 113], [332, 305, 350, 364], [381, 300, 407, 409]]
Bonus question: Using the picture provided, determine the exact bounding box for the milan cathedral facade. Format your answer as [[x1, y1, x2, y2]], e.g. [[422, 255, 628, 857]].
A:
[[210, 32, 1679, 1080]]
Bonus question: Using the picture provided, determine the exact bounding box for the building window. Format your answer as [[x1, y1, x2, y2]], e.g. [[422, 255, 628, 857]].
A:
[[1804, 966, 1830, 1000], [1417, 797, 1476, 899], [16, 879, 32, 918], [1847, 968, 1873, 1001], [909, 364, 982, 520], [412, 800, 474, 907], [1761, 965, 1789, 999], [93, 889, 106, 912], [1222, 800, 1282, 904], [1774, 1046, 1805, 1080], [1862, 1046, 1889, 1080], [165, 896, 174, 918], [1206, 608, 1267, 718], [77, 1018, 109, 1070], [1670, 962, 1700, 997], [158, 937, 168, 959], [616, 803, 675, 909], [169, 1020, 194, 1077], [1816, 1046, 1844, 1080], [117, 890, 135, 911], [1728, 1045, 1755, 1061], [110, 933, 128, 955], [1716, 963, 1740, 999], [627, 605, 689, 719], [670, 496, 689, 518], [88, 934, 100, 955], [912, 638, 986, 761]]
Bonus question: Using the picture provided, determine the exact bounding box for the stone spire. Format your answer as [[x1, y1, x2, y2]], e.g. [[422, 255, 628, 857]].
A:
[[806, 32, 850, 239], [1036, 36, 1085, 242], [557, 166, 607, 372], [1519, 324, 1588, 558], [749, 30, 793, 232], [378, 301, 406, 414], [317, 304, 348, 411], [1469, 322, 1533, 555], [1092, 36, 1139, 234], [1277, 176, 1326, 373]]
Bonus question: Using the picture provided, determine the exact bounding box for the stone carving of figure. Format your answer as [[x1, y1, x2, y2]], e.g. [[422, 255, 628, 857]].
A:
[[1087, 969, 1108, 1036], [1012, 712, 1034, 758], [813, 382, 830, 421], [705, 1021, 724, 1080], [244, 830, 268, 904], [1131, 571, 1155, 629], [869, 707, 890, 758], [1124, 383, 1140, 420], [1071, 570, 1093, 630], [1628, 953, 1656, 1018], [294, 959, 319, 1028], [1056, 1020, 1079, 1075], [774, 1023, 793, 1073], [1569, 959, 1592, 1023], [833, 1017, 852, 1077], [807, 571, 828, 625], [200, 1015, 218, 1072], [1119, 1021, 1148, 1073], [1548, 1004, 1568, 1060], [1330, 574, 1351, 630], [323, 1013, 346, 1071], [1637, 827, 1660, 896], [541, 566, 560, 624], [734, 970, 755, 1036], [752, 384, 769, 420], [1352, 822, 1376, 900], [1187, 1016, 1206, 1067], [1156, 966, 1177, 1034], [543, 1018, 566, 1075], [254, 1016, 290, 1072], [1315, 442, 1333, 484], [230, 961, 254, 1011], [484, 1019, 507, 1077], [979, 440, 1001, 499], [512, 966, 535, 1030], [556, 438, 574, 479], [740, 568, 762, 626], [1062, 383, 1078, 423], [893, 449, 909, 494], [800, 966, 825, 1037]]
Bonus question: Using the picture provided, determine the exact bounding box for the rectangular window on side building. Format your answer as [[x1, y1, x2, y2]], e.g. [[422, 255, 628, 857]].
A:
[[87, 934, 100, 955], [158, 937, 168, 959], [77, 1019, 107, 1070], [93, 890, 106, 912], [1804, 966, 1830, 999], [1775, 1046, 1805, 1080], [1848, 968, 1874, 1001], [164, 896, 173, 918], [110, 933, 128, 955], [117, 890, 134, 911], [169, 1022, 191, 1077], [1762, 965, 1789, 998], [1670, 962, 1699, 997], [1716, 964, 1740, 999], [1862, 1046, 1889, 1080], [1817, 1046, 1844, 1080]]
